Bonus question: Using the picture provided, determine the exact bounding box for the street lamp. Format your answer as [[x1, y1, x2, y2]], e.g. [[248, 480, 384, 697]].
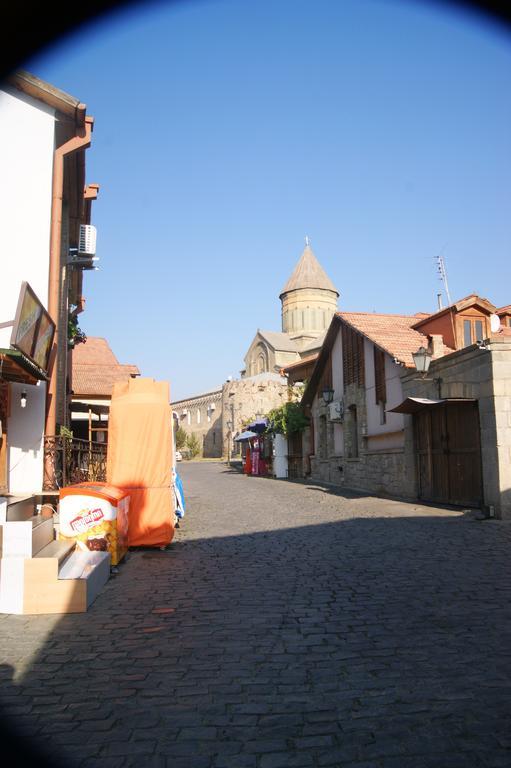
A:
[[412, 346, 432, 376], [412, 345, 442, 397], [226, 420, 233, 466], [322, 386, 335, 405]]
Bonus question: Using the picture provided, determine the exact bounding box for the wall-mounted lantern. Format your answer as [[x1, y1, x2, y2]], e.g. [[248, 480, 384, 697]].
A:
[[412, 346, 432, 376], [20, 390, 27, 408], [322, 386, 335, 405]]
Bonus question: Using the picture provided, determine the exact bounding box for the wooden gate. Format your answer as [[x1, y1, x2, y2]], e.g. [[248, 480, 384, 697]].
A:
[[415, 401, 482, 507]]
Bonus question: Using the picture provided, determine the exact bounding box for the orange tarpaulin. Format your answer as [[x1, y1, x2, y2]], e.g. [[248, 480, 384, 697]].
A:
[[106, 378, 175, 547]]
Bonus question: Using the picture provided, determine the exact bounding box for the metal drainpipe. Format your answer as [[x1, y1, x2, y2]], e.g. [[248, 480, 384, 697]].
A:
[[45, 110, 93, 438]]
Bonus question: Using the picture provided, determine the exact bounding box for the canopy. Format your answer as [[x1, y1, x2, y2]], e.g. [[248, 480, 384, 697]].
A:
[[234, 430, 257, 442], [246, 418, 268, 433], [388, 397, 476, 415], [0, 348, 47, 385]]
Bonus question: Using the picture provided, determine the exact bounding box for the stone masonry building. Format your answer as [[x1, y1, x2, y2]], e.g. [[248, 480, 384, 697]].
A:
[[173, 240, 339, 458]]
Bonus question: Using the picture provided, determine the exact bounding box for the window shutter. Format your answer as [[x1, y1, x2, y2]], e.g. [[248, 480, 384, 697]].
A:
[[374, 347, 386, 404]]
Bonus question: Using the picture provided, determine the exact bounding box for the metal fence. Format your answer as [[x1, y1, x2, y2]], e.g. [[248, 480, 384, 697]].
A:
[[43, 436, 107, 490]]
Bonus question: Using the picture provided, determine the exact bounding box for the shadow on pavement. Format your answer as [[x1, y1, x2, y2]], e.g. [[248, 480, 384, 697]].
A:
[[1, 497, 511, 767]]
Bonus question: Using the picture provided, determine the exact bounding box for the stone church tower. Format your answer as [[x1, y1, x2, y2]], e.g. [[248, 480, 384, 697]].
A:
[[280, 239, 339, 351]]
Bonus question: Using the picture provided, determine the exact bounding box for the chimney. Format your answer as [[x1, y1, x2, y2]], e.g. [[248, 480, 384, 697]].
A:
[[429, 334, 445, 359]]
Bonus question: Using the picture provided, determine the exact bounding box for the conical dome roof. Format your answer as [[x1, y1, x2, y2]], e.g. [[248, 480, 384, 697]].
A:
[[280, 244, 338, 298]]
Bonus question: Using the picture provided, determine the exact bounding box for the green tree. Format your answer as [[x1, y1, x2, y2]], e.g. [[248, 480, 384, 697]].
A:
[[175, 426, 187, 450], [186, 432, 201, 458], [267, 402, 309, 436]]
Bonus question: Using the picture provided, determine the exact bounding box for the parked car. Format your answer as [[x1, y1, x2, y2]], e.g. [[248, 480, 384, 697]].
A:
[[175, 450, 183, 462]]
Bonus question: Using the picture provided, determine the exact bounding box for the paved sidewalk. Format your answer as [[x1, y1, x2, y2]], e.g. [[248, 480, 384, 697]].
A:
[[1, 461, 511, 767]]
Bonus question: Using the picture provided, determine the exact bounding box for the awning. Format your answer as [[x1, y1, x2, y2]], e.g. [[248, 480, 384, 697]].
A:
[[0, 348, 48, 385], [388, 397, 476, 414], [234, 430, 257, 442], [71, 402, 110, 416]]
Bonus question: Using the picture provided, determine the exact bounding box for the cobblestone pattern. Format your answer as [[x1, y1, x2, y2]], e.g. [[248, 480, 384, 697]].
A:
[[1, 462, 511, 768]]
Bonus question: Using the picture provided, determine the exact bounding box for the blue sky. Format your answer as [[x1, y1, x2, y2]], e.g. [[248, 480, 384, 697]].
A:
[[26, 0, 511, 400]]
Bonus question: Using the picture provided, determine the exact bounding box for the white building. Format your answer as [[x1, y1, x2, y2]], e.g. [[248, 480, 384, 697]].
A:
[[0, 71, 97, 499]]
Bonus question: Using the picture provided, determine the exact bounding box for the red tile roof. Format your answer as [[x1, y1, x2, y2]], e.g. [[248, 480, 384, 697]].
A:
[[338, 311, 440, 368], [282, 354, 319, 372], [72, 337, 140, 396]]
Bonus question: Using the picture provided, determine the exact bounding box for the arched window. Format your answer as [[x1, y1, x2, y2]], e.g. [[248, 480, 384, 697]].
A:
[[196, 408, 201, 425]]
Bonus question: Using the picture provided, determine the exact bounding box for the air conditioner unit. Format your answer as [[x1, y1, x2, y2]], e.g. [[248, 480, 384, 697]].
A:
[[78, 224, 97, 256], [329, 400, 344, 422]]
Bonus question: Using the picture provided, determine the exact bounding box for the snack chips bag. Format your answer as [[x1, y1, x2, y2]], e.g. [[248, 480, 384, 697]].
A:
[[59, 485, 129, 566]]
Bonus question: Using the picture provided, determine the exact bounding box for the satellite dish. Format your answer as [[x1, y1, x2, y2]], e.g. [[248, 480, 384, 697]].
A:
[[490, 313, 500, 333]]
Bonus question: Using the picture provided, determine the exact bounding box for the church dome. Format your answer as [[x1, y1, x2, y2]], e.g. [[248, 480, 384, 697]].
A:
[[280, 240, 339, 341], [280, 242, 338, 299]]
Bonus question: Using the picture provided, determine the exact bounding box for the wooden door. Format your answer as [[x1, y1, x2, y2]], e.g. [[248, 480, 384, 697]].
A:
[[415, 402, 482, 507], [0, 383, 9, 493]]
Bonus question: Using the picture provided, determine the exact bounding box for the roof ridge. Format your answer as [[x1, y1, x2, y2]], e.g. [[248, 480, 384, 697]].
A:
[[338, 310, 423, 319]]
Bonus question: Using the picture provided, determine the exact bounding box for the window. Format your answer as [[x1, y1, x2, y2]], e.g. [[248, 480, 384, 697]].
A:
[[348, 405, 358, 458], [187, 412, 191, 426], [196, 409, 201, 425], [463, 320, 472, 347], [319, 414, 327, 459], [373, 347, 386, 405], [463, 318, 486, 347]]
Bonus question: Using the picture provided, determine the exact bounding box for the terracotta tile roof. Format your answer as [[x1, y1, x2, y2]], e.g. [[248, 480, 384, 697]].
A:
[[72, 337, 140, 396], [338, 311, 433, 368], [283, 353, 319, 371], [497, 305, 511, 315]]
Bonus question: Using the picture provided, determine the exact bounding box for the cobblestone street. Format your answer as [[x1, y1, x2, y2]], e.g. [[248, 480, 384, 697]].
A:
[[1, 461, 511, 767]]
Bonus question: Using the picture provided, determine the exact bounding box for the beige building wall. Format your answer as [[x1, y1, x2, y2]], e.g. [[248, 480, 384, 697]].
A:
[[172, 390, 223, 458]]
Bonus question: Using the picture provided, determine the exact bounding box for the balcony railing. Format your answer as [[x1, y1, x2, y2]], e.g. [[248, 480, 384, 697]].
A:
[[43, 435, 107, 491]]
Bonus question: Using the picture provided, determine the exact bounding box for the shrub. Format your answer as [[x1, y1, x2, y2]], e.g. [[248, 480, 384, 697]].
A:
[[267, 402, 309, 436], [175, 426, 187, 450], [186, 432, 201, 458]]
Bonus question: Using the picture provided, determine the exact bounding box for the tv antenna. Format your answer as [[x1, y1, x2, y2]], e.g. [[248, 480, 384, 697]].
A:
[[436, 250, 452, 306]]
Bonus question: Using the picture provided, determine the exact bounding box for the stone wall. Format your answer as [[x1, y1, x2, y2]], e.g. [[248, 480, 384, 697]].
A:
[[310, 448, 410, 498], [222, 374, 289, 457]]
